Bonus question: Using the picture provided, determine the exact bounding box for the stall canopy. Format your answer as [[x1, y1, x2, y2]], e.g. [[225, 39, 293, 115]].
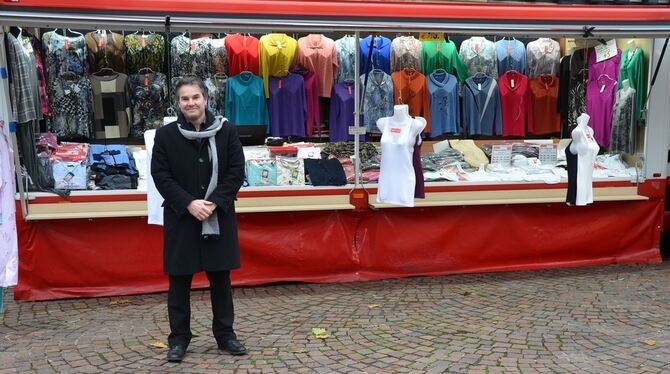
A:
[[1, 0, 669, 36]]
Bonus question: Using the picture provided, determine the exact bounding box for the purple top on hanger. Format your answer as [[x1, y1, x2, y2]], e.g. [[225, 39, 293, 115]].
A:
[[268, 73, 307, 137], [329, 81, 365, 142], [585, 73, 617, 148]]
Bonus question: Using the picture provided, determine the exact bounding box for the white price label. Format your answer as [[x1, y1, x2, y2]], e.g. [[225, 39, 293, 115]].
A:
[[491, 144, 513, 167], [538, 144, 558, 165], [595, 39, 618, 63], [348, 126, 367, 135]]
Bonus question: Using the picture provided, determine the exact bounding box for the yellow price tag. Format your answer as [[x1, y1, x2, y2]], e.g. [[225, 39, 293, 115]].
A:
[[419, 32, 445, 42]]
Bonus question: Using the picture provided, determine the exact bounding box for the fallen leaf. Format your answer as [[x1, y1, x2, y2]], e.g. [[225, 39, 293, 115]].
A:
[[311, 328, 330, 339], [109, 299, 131, 306], [149, 341, 168, 349], [643, 339, 657, 346], [191, 330, 200, 337], [368, 304, 380, 309]]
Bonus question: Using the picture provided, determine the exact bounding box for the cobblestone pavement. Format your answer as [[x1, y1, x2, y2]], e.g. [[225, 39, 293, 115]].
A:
[[1, 263, 670, 373]]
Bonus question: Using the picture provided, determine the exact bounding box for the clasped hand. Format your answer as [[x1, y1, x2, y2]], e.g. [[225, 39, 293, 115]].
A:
[[187, 199, 217, 221]]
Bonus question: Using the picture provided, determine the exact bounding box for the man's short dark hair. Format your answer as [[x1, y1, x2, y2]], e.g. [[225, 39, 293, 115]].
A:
[[174, 75, 208, 99]]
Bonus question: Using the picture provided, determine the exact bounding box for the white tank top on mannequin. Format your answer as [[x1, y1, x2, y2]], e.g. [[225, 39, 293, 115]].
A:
[[376, 111, 426, 207]]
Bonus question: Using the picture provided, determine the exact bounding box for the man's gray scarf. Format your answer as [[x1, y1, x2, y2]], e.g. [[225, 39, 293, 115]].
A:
[[177, 116, 225, 237]]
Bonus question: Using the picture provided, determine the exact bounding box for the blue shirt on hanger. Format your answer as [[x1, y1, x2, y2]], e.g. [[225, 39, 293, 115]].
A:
[[462, 75, 502, 136], [495, 39, 527, 76], [427, 71, 460, 137], [359, 35, 392, 75], [225, 72, 269, 128]]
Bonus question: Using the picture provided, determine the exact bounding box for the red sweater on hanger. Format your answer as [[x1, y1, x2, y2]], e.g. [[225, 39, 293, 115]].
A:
[[225, 33, 260, 76], [499, 70, 533, 137]]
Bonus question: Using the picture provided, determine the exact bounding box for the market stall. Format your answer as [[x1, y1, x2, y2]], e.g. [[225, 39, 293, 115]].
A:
[[1, 0, 669, 301]]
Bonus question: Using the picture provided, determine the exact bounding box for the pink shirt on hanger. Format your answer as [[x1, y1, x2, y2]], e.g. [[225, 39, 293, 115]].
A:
[[296, 34, 338, 98]]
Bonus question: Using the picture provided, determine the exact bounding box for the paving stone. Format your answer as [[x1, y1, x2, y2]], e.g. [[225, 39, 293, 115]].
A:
[[1, 264, 670, 372]]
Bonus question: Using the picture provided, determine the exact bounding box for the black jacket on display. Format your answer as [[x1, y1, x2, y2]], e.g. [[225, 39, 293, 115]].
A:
[[151, 111, 246, 275]]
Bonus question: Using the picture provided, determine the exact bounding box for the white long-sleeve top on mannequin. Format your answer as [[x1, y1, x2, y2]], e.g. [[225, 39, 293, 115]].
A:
[[566, 113, 599, 206], [145, 128, 164, 225]]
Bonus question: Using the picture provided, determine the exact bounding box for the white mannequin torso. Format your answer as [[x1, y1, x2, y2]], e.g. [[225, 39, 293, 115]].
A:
[[568, 113, 599, 206], [376, 104, 425, 143], [376, 104, 426, 207]]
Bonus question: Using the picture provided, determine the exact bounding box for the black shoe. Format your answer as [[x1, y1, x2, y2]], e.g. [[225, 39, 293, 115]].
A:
[[167, 345, 186, 362], [218, 339, 248, 355]]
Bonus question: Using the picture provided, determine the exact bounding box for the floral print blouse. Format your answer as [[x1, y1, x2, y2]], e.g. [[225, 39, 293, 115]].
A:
[[124, 33, 165, 74]]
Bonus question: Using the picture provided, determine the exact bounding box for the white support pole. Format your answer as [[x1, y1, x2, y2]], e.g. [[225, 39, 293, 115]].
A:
[[644, 38, 670, 180]]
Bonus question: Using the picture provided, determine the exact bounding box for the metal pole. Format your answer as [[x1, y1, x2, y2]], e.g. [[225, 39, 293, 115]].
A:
[[353, 31, 360, 187]]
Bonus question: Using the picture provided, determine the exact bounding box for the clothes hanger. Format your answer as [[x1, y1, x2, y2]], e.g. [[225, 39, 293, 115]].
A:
[[403, 67, 417, 76], [137, 67, 155, 74], [240, 70, 254, 78], [60, 71, 79, 79], [598, 73, 613, 81], [275, 69, 290, 77], [94, 67, 117, 76], [67, 29, 84, 37]]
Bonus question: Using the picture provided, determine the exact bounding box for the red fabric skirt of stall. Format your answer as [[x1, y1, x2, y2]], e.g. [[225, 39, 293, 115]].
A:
[[14, 200, 662, 301]]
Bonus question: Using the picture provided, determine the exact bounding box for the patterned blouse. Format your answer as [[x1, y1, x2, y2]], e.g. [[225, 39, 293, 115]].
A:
[[48, 74, 93, 140], [128, 72, 167, 137], [526, 38, 560, 79], [85, 31, 126, 73], [567, 50, 588, 129], [390, 36, 422, 72], [124, 33, 165, 74], [171, 34, 212, 80], [361, 70, 394, 132], [459, 37, 497, 78], [205, 76, 227, 117], [42, 31, 87, 77], [610, 86, 636, 154], [210, 38, 229, 76], [22, 33, 49, 116], [335, 35, 358, 83], [7, 33, 41, 124]]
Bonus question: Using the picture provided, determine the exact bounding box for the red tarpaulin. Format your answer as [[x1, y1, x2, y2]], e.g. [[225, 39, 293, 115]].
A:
[[15, 199, 662, 301]]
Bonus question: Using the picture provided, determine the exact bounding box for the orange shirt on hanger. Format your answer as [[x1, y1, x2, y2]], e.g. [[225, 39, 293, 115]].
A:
[[391, 69, 431, 133], [529, 74, 561, 135]]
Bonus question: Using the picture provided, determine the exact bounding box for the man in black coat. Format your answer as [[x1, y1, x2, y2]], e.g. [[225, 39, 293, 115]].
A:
[[151, 76, 247, 362]]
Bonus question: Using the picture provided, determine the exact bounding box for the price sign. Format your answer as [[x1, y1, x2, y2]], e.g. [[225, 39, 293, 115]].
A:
[[595, 39, 618, 63], [419, 32, 445, 42], [539, 144, 558, 165], [348, 126, 367, 135], [491, 144, 513, 167]]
